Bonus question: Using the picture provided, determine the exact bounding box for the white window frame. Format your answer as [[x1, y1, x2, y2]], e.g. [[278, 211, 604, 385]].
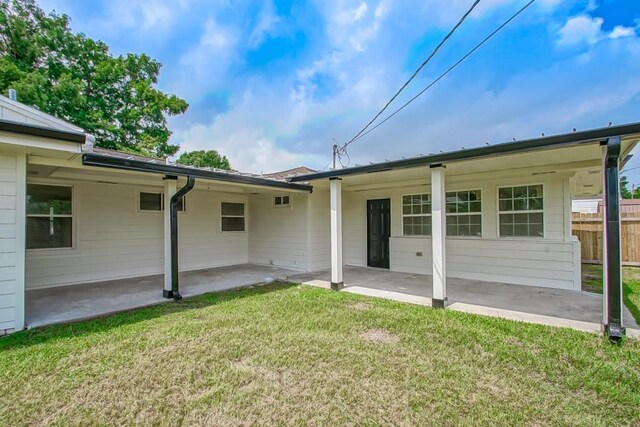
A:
[[26, 182, 75, 251], [220, 201, 246, 233], [138, 190, 186, 213], [273, 195, 291, 208], [445, 188, 483, 238], [497, 183, 545, 239], [401, 193, 432, 237]]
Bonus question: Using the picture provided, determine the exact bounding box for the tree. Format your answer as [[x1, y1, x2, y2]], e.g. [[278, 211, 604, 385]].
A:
[[0, 0, 188, 158], [620, 175, 632, 199], [177, 150, 231, 170]]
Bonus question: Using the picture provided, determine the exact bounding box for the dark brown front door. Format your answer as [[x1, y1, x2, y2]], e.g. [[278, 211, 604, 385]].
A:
[[367, 199, 391, 269]]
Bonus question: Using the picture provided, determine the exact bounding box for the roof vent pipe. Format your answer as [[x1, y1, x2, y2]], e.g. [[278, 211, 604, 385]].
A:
[[8, 89, 17, 101], [83, 134, 95, 152], [170, 176, 196, 300]]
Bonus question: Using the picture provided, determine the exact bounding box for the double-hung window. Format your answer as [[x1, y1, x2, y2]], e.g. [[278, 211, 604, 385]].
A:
[[446, 190, 482, 236], [402, 194, 431, 236], [498, 184, 544, 237], [26, 184, 73, 249], [221, 202, 245, 232]]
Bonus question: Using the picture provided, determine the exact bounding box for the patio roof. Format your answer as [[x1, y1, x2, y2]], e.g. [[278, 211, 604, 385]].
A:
[[288, 122, 640, 182]]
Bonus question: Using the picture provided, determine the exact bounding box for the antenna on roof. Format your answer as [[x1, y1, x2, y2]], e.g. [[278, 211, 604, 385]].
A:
[[541, 132, 545, 136], [512, 138, 516, 141], [461, 146, 465, 149], [485, 142, 490, 146], [608, 121, 613, 127], [572, 128, 577, 133], [8, 89, 16, 101]]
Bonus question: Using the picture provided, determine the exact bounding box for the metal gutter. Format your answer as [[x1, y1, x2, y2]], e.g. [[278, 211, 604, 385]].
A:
[[288, 122, 640, 182], [168, 176, 196, 301], [0, 119, 86, 143], [82, 152, 313, 192]]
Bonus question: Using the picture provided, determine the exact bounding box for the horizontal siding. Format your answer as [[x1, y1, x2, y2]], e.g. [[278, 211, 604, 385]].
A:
[[308, 191, 330, 271], [26, 182, 248, 289], [0, 154, 18, 332], [343, 175, 579, 290], [248, 192, 308, 270]]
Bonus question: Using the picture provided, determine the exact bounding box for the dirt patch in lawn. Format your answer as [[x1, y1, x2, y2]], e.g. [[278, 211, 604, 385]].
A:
[[348, 302, 372, 311], [360, 328, 399, 344]]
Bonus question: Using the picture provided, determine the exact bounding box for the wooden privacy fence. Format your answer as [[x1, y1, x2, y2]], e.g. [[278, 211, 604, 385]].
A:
[[572, 212, 640, 266]]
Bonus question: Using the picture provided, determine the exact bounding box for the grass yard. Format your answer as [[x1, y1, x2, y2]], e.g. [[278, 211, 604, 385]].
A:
[[1, 283, 640, 426], [582, 263, 640, 324]]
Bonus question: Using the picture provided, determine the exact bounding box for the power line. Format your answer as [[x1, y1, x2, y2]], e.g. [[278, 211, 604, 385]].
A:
[[339, 0, 481, 153], [352, 0, 536, 144]]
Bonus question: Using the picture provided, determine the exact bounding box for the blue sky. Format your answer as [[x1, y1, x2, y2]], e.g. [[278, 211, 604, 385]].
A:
[[37, 0, 640, 183]]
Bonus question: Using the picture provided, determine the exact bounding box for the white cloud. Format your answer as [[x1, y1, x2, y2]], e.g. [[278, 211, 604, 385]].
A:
[[247, 1, 282, 49], [557, 15, 637, 47]]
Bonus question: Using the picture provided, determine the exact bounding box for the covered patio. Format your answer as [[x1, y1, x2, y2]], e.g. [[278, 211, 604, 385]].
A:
[[26, 264, 297, 328], [291, 266, 640, 333]]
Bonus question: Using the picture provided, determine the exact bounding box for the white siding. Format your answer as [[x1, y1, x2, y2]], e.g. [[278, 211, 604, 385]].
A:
[[308, 190, 330, 271], [0, 153, 25, 333], [341, 175, 581, 290], [26, 181, 248, 289], [248, 192, 308, 270]]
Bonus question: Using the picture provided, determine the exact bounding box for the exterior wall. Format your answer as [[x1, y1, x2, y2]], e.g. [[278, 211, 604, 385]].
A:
[[0, 153, 26, 334], [248, 192, 309, 270], [342, 174, 581, 290], [308, 190, 330, 271], [26, 180, 248, 289]]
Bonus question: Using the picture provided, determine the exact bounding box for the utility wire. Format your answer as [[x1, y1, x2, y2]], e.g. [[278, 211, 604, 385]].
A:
[[339, 0, 481, 152], [352, 0, 536, 144]]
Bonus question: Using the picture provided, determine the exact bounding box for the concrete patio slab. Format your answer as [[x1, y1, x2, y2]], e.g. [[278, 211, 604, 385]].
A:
[[290, 266, 640, 331], [26, 264, 297, 328]]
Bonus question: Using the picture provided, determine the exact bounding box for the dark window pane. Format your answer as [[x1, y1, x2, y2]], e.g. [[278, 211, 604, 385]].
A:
[[514, 224, 528, 236], [513, 186, 527, 199], [529, 197, 543, 210], [27, 217, 72, 249], [446, 223, 457, 236], [412, 205, 421, 215], [469, 190, 480, 201], [412, 195, 421, 204], [421, 194, 430, 203], [470, 224, 482, 236], [499, 199, 512, 211], [222, 217, 245, 232], [275, 196, 281, 205], [140, 192, 162, 211], [499, 187, 512, 199], [446, 202, 457, 214], [403, 205, 411, 215], [469, 201, 482, 212], [528, 185, 542, 198], [529, 223, 544, 237], [500, 213, 514, 225], [500, 223, 514, 237], [529, 212, 544, 225], [513, 199, 527, 211], [221, 202, 244, 216], [283, 196, 290, 205], [403, 224, 412, 235], [177, 197, 186, 212], [403, 196, 411, 205], [27, 184, 72, 215], [469, 214, 482, 225], [457, 202, 468, 213]]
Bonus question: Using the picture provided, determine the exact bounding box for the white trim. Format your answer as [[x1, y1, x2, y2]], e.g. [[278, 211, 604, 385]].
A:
[[445, 188, 483, 238], [401, 192, 432, 237], [14, 153, 26, 331], [137, 189, 186, 213], [220, 201, 247, 233], [272, 194, 291, 208], [25, 182, 76, 251], [496, 183, 546, 239]]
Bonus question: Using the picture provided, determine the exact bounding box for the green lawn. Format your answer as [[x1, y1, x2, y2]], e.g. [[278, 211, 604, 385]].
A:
[[1, 283, 640, 426], [582, 263, 640, 324]]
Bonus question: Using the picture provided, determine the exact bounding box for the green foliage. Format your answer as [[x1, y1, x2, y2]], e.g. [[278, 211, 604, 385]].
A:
[[177, 149, 231, 170], [0, 0, 188, 158]]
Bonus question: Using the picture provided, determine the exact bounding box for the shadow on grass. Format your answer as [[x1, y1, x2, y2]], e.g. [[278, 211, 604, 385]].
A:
[[623, 283, 640, 326], [0, 282, 297, 351]]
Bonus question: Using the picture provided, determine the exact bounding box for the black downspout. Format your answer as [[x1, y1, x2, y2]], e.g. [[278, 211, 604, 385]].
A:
[[170, 176, 196, 301], [602, 137, 624, 342]]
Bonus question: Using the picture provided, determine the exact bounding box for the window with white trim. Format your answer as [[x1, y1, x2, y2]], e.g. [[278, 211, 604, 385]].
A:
[[402, 194, 431, 236], [221, 202, 245, 232], [274, 195, 290, 207], [498, 185, 543, 237], [139, 191, 185, 212], [446, 189, 482, 237], [26, 184, 73, 249]]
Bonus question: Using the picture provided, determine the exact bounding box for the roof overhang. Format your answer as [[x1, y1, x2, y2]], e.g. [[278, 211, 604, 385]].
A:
[[82, 152, 313, 192], [0, 119, 86, 144], [289, 122, 640, 182]]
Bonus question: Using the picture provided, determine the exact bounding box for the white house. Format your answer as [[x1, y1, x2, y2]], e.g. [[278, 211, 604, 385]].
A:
[[0, 94, 638, 340]]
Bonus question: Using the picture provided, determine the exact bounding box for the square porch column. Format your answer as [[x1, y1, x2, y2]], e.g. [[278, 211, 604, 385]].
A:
[[329, 177, 343, 290], [163, 176, 177, 298], [602, 137, 624, 341], [431, 165, 447, 308]]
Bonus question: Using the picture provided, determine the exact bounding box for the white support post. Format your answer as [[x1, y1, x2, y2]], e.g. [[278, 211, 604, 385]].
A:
[[330, 178, 343, 290], [431, 166, 447, 308], [163, 176, 177, 298]]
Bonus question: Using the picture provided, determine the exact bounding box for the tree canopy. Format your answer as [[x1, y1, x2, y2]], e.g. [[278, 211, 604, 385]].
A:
[[0, 0, 188, 158], [177, 150, 231, 170]]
